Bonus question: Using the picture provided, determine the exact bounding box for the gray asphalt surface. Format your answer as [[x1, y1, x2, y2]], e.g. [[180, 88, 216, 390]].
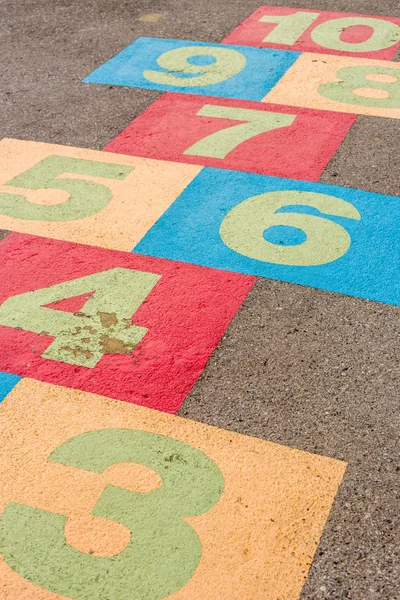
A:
[[1, 1, 399, 599]]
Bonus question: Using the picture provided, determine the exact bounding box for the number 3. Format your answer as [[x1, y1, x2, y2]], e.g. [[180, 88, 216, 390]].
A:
[[0, 156, 133, 221], [143, 46, 246, 87], [0, 429, 224, 599]]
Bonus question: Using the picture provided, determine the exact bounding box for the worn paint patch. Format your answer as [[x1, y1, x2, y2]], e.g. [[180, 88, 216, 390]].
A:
[[83, 37, 300, 101], [263, 53, 400, 119], [0, 233, 255, 412], [0, 372, 21, 402], [138, 13, 165, 22], [0, 379, 346, 599], [134, 167, 400, 306], [223, 7, 400, 59], [0, 138, 201, 250], [105, 93, 356, 181]]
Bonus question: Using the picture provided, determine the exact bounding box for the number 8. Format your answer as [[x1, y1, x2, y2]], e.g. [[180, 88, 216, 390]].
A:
[[143, 46, 247, 87]]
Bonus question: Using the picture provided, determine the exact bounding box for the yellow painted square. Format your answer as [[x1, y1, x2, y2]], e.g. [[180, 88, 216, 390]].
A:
[[0, 379, 346, 600], [263, 53, 400, 119], [0, 139, 201, 250]]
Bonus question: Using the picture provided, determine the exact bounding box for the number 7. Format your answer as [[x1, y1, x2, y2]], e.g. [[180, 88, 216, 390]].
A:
[[183, 105, 296, 159]]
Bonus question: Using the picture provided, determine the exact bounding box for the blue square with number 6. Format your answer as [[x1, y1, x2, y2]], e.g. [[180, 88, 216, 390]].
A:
[[83, 37, 300, 101], [134, 168, 400, 306]]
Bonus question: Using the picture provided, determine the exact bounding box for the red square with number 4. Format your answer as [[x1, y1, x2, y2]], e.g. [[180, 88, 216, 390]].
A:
[[0, 233, 255, 412], [105, 93, 356, 181]]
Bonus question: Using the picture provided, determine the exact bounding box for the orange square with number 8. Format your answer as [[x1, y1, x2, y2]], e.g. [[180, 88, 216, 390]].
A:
[[0, 138, 201, 250], [0, 379, 346, 600], [263, 53, 400, 119]]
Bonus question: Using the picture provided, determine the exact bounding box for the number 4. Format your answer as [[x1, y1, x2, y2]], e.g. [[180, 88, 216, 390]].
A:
[[184, 105, 296, 159], [0, 268, 161, 368]]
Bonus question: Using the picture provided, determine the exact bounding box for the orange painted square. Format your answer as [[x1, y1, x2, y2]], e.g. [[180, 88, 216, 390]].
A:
[[0, 379, 346, 600], [0, 138, 201, 250], [263, 53, 400, 119]]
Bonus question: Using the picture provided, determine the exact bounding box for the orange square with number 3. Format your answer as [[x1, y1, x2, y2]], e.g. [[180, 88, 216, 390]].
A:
[[0, 138, 201, 250], [0, 379, 346, 600]]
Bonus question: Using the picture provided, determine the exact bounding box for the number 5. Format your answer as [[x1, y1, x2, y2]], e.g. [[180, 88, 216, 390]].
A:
[[0, 156, 134, 221], [184, 105, 296, 159]]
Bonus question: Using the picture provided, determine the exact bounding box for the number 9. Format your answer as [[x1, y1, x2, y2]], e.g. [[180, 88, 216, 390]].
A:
[[143, 46, 247, 87], [220, 191, 361, 267]]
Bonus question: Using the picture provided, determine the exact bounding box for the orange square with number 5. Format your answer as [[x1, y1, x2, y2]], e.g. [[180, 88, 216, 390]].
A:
[[0, 379, 346, 600], [0, 138, 201, 250]]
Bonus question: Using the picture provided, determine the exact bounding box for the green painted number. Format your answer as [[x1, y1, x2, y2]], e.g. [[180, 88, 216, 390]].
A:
[[143, 46, 246, 87], [0, 155, 133, 221], [0, 268, 160, 367], [0, 429, 224, 599], [311, 17, 400, 53], [259, 11, 319, 45], [318, 66, 400, 108], [184, 105, 295, 159], [220, 191, 361, 266], [259, 12, 400, 53]]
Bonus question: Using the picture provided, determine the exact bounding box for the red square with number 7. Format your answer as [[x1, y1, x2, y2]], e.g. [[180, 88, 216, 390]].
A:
[[0, 233, 255, 412], [105, 93, 356, 181]]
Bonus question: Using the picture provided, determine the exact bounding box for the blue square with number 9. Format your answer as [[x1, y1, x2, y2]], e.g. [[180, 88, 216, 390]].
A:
[[83, 37, 300, 101], [134, 168, 400, 306]]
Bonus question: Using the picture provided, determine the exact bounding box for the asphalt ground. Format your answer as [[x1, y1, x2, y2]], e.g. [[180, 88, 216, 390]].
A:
[[1, 1, 399, 599]]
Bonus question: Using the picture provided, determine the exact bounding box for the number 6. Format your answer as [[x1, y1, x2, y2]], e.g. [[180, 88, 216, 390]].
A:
[[220, 191, 361, 266]]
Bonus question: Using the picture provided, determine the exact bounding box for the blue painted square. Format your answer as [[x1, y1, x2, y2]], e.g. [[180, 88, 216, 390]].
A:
[[134, 168, 400, 306], [83, 37, 300, 101], [0, 372, 21, 402]]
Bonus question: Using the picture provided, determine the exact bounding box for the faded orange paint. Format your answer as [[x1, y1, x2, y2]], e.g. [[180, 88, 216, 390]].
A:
[[0, 138, 201, 250], [263, 53, 400, 119], [0, 379, 346, 600]]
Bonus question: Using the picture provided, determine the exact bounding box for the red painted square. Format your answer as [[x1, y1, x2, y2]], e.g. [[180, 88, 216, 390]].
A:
[[223, 7, 400, 59], [0, 233, 255, 412], [104, 94, 356, 181]]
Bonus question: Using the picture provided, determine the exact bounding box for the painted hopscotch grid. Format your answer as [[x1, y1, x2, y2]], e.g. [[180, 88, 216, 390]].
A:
[[1, 4, 400, 599]]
